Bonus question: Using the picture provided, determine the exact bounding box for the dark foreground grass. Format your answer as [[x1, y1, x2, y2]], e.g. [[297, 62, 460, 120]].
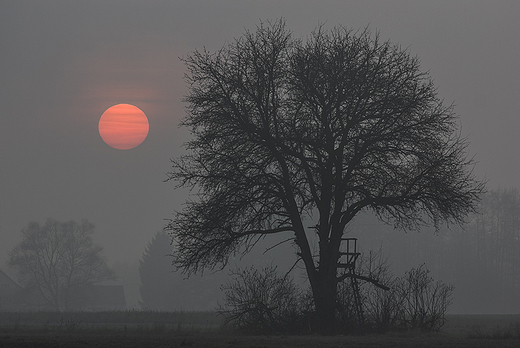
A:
[[0, 310, 222, 333], [2, 331, 520, 348], [1, 312, 520, 348]]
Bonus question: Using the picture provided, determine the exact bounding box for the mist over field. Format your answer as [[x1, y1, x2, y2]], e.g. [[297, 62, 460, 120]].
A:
[[2, 1, 520, 320]]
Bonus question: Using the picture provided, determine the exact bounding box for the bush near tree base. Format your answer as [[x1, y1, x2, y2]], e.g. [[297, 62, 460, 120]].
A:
[[218, 265, 308, 334], [219, 262, 453, 334]]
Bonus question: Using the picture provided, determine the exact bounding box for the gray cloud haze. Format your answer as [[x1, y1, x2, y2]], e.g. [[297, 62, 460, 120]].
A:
[[1, 0, 519, 271]]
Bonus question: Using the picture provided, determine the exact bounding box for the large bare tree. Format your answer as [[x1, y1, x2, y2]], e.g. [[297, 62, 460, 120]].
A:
[[166, 20, 483, 334], [8, 218, 115, 311]]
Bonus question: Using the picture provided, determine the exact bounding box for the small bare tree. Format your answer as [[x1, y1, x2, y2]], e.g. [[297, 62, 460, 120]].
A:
[[8, 218, 115, 311]]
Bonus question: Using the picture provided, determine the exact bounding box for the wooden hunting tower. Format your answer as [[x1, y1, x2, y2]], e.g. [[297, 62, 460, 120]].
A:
[[337, 238, 389, 324]]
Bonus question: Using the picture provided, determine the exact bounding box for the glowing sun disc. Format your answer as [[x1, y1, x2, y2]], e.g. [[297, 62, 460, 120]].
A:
[[98, 104, 149, 150]]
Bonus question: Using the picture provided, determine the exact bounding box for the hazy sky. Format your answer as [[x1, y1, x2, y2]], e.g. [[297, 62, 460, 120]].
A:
[[1, 1, 519, 268]]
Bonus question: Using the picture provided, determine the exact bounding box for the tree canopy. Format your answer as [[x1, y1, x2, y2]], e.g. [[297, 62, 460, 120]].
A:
[[166, 20, 483, 333]]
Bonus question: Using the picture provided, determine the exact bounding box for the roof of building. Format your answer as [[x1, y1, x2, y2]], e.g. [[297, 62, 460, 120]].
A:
[[0, 269, 21, 290]]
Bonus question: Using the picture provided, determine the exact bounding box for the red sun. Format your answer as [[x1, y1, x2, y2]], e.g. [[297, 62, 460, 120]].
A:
[[98, 104, 149, 150]]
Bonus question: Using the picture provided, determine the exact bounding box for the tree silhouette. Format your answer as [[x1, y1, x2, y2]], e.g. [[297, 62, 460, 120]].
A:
[[139, 231, 177, 310], [8, 218, 115, 311], [139, 231, 221, 310], [166, 20, 483, 334]]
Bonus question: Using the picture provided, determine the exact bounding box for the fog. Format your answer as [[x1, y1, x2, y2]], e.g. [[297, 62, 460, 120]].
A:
[[1, 1, 520, 314]]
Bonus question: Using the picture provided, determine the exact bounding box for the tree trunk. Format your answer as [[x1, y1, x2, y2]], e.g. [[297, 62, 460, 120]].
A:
[[313, 272, 338, 335]]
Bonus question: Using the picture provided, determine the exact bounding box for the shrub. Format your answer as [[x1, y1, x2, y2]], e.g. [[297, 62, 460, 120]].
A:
[[356, 251, 400, 332], [219, 261, 453, 334], [218, 265, 304, 334], [395, 264, 454, 331], [336, 253, 454, 333]]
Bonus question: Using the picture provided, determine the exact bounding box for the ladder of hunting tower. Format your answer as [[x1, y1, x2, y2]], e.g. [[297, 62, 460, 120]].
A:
[[337, 238, 364, 324]]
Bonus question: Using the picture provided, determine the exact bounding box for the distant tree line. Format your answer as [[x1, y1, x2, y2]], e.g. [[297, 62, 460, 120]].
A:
[[353, 188, 520, 313], [471, 189, 520, 293], [451, 188, 520, 311]]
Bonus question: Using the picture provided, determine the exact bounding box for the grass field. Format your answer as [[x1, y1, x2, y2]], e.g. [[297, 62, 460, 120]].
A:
[[1, 311, 519, 347]]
